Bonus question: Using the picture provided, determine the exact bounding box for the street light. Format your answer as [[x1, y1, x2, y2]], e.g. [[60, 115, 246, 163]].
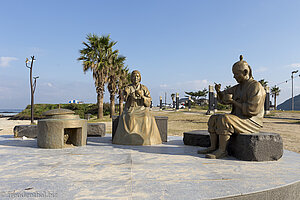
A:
[[291, 70, 299, 111]]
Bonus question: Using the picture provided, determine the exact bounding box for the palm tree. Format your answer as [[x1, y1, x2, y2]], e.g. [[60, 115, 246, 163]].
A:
[[271, 86, 281, 110], [78, 33, 117, 119], [224, 85, 231, 90], [259, 79, 268, 88], [107, 54, 126, 117], [116, 66, 130, 115]]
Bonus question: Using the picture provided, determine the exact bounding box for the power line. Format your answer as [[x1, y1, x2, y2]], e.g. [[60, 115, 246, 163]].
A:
[[273, 74, 300, 87]]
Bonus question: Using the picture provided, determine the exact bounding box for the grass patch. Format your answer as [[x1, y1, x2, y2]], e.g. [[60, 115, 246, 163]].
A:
[[88, 115, 112, 123], [9, 103, 111, 120], [153, 109, 210, 135]]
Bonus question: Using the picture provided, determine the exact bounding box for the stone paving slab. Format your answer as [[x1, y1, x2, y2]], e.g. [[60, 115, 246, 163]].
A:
[[0, 135, 299, 199]]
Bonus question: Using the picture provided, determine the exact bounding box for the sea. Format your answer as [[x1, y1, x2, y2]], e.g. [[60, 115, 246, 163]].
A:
[[0, 109, 23, 117]]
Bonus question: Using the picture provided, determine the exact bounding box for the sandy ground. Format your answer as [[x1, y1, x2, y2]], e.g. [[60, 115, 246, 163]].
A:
[[0, 118, 36, 135], [0, 110, 299, 153]]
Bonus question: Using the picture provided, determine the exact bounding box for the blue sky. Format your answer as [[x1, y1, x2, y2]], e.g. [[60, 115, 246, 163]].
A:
[[1, 0, 300, 109]]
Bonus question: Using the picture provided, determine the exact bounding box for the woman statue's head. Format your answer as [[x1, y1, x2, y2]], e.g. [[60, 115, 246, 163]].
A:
[[131, 70, 141, 84]]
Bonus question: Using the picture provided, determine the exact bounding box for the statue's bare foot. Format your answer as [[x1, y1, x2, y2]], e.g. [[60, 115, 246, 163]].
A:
[[205, 149, 227, 159], [197, 146, 217, 154]]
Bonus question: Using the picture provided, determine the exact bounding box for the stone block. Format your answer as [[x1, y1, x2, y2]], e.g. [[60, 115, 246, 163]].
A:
[[183, 130, 210, 147], [183, 130, 283, 161], [14, 125, 38, 138], [112, 115, 168, 142], [228, 132, 283, 161], [87, 123, 106, 137]]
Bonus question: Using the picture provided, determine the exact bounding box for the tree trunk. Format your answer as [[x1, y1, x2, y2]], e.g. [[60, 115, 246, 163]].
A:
[[119, 90, 124, 115], [110, 94, 115, 118], [274, 94, 277, 110], [29, 58, 34, 124], [97, 92, 104, 119]]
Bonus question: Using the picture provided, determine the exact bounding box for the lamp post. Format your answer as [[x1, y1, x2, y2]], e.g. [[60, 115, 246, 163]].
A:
[[159, 96, 162, 111], [176, 93, 179, 111], [291, 70, 299, 111]]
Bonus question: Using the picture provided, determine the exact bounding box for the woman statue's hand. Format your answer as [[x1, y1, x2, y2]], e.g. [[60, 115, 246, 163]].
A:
[[135, 90, 143, 99]]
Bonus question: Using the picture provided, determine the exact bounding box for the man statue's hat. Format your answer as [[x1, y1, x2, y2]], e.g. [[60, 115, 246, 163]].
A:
[[232, 55, 253, 78]]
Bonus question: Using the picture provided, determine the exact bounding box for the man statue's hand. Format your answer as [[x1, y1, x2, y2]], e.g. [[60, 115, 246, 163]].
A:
[[223, 94, 233, 104], [215, 83, 221, 93]]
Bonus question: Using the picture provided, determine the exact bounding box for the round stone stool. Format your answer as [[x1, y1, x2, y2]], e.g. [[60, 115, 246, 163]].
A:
[[37, 109, 87, 149]]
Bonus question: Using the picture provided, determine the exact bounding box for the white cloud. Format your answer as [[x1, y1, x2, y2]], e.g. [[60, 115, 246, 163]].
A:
[[157, 79, 209, 91], [254, 67, 268, 73], [176, 79, 209, 90], [47, 82, 53, 87], [159, 84, 168, 88], [0, 57, 18, 67], [285, 63, 300, 69]]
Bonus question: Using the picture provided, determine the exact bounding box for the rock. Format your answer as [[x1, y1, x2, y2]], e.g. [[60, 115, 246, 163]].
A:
[[183, 130, 283, 161], [14, 125, 38, 138], [87, 123, 106, 137]]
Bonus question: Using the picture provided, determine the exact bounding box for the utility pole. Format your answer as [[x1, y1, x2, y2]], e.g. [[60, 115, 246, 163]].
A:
[[291, 70, 299, 111], [26, 56, 39, 124], [165, 92, 167, 107]]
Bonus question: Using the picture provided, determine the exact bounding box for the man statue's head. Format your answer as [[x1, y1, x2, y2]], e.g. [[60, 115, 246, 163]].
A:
[[232, 55, 253, 83]]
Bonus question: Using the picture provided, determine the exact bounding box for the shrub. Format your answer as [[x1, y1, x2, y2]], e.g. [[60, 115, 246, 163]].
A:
[[9, 103, 111, 120]]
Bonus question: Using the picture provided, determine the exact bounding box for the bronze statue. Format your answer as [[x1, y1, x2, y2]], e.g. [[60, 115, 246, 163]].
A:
[[198, 55, 266, 159], [112, 70, 162, 145]]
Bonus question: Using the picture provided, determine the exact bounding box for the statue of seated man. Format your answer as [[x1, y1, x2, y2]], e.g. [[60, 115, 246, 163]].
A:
[[198, 55, 266, 159], [113, 70, 162, 145]]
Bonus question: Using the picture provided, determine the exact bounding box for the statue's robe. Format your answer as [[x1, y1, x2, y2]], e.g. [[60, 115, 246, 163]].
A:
[[209, 78, 266, 135], [113, 83, 162, 145]]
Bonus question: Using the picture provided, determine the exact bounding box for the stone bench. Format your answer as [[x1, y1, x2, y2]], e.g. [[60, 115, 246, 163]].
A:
[[14, 123, 106, 138], [183, 130, 283, 161], [14, 125, 38, 138], [87, 123, 106, 137], [112, 115, 168, 142]]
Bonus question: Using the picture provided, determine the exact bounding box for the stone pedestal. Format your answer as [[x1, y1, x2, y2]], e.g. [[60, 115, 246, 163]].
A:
[[112, 115, 168, 142], [153, 116, 168, 142], [183, 130, 283, 161]]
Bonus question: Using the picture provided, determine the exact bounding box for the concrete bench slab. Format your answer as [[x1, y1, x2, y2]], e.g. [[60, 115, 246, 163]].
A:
[[183, 130, 283, 161]]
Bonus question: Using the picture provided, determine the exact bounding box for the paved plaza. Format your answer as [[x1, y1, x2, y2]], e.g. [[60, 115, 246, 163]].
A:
[[0, 135, 300, 199]]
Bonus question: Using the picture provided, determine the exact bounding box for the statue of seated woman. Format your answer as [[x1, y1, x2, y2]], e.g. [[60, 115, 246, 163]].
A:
[[112, 70, 162, 145]]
